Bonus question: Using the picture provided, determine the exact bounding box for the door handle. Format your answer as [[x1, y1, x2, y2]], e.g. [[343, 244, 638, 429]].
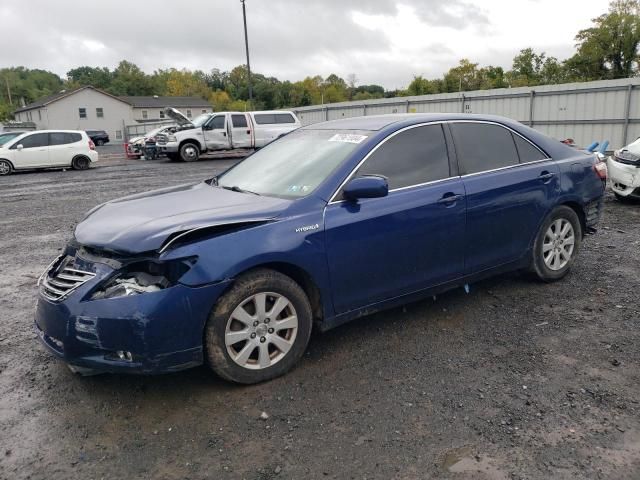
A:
[[222, 132, 227, 137], [539, 171, 555, 182], [246, 130, 251, 134], [437, 193, 464, 204]]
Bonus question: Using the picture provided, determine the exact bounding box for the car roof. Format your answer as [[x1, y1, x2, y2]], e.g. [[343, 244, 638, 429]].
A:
[[301, 113, 529, 131], [17, 130, 87, 134]]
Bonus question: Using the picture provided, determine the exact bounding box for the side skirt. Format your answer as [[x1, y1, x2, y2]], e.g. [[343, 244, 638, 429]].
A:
[[316, 257, 530, 332]]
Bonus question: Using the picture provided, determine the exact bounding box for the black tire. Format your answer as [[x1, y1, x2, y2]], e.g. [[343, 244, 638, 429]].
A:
[[205, 269, 313, 384], [613, 192, 636, 203], [531, 205, 582, 282], [71, 156, 90, 170], [0, 159, 12, 176], [96, 139, 104, 146], [179, 142, 200, 162]]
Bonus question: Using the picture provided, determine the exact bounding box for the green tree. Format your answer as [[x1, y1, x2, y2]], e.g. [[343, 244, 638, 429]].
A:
[[443, 59, 483, 92], [109, 61, 154, 96], [572, 0, 640, 79], [66, 66, 113, 90], [406, 75, 441, 95]]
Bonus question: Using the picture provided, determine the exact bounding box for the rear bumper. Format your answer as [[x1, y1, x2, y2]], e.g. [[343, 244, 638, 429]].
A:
[[607, 158, 640, 197], [88, 150, 99, 164], [585, 197, 604, 233]]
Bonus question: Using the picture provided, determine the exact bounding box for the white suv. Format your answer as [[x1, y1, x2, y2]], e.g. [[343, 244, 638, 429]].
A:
[[0, 130, 99, 176]]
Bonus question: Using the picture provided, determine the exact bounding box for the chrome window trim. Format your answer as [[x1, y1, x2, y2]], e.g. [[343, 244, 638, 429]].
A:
[[327, 119, 552, 205], [327, 121, 446, 204], [460, 157, 553, 178]]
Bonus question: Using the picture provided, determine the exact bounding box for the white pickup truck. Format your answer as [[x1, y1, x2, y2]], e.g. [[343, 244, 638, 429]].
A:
[[157, 108, 301, 162]]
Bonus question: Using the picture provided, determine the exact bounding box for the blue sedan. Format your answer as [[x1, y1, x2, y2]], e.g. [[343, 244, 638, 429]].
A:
[[35, 114, 605, 383]]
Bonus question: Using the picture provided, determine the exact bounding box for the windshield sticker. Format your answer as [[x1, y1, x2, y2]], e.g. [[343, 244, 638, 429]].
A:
[[328, 133, 368, 144]]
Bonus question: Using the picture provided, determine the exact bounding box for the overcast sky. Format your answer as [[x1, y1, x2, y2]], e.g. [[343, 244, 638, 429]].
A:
[[0, 0, 610, 89]]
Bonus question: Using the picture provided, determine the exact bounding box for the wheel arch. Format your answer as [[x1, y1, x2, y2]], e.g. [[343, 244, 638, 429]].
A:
[[559, 201, 586, 236], [179, 138, 202, 153], [222, 262, 324, 323], [0, 158, 15, 169]]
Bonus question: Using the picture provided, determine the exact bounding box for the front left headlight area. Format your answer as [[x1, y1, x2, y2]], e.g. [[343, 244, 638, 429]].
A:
[[89, 257, 197, 300]]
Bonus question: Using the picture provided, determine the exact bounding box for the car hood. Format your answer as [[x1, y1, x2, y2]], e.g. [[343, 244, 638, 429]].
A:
[[74, 182, 291, 254], [164, 107, 193, 127]]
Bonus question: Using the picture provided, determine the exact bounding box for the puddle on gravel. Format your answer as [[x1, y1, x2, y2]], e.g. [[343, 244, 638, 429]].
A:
[[442, 446, 508, 479]]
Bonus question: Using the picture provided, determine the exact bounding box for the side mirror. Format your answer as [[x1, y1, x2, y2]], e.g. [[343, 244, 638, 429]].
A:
[[343, 175, 388, 201], [16, 144, 23, 151]]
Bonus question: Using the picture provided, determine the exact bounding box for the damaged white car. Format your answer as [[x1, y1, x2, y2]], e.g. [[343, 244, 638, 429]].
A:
[[608, 137, 640, 200]]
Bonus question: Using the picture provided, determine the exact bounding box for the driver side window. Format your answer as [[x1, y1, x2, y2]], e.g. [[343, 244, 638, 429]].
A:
[[208, 116, 226, 130], [11, 133, 49, 149], [353, 124, 450, 191]]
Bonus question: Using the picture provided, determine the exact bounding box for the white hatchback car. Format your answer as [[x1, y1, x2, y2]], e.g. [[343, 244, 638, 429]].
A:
[[0, 130, 99, 176], [608, 137, 640, 201]]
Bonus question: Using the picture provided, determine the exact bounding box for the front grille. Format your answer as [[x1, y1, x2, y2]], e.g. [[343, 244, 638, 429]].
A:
[[39, 257, 95, 302]]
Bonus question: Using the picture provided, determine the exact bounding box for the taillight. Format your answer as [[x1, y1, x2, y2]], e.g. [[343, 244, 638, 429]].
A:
[[593, 157, 607, 179], [89, 139, 96, 150]]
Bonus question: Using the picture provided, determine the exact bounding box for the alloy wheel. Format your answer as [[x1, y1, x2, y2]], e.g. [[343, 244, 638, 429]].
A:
[[542, 218, 575, 271], [225, 292, 298, 370], [0, 161, 10, 175]]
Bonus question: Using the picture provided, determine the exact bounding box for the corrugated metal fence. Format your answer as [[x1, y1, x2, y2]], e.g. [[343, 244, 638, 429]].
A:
[[292, 78, 640, 149]]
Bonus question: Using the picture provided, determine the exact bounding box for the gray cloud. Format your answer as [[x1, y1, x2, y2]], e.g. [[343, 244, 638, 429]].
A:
[[0, 0, 573, 89]]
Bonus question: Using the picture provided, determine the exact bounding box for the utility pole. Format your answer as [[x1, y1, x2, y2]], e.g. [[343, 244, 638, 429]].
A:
[[5, 76, 12, 106], [240, 0, 253, 106]]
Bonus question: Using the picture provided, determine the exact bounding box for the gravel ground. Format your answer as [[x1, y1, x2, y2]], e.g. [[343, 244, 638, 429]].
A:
[[0, 157, 639, 480]]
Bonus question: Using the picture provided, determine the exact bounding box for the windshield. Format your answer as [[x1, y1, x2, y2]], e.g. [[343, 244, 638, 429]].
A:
[[217, 129, 369, 198], [0, 132, 20, 147], [192, 114, 211, 127]]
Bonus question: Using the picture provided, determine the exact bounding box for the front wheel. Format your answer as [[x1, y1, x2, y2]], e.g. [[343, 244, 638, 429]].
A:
[[179, 142, 200, 162], [0, 159, 12, 176], [205, 269, 313, 384], [531, 205, 582, 282]]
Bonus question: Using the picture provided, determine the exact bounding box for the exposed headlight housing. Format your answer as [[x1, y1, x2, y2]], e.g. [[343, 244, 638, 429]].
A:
[[613, 149, 640, 166], [90, 257, 196, 300], [167, 135, 177, 142]]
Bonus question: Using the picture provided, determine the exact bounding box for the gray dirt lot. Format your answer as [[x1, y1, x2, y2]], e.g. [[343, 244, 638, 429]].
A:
[[0, 157, 639, 480]]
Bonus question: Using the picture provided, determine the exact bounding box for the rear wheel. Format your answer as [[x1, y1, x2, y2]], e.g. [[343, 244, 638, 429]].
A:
[[613, 192, 635, 203], [95, 139, 104, 146], [205, 269, 313, 384], [72, 156, 90, 170], [531, 206, 582, 282], [0, 159, 12, 176], [180, 142, 200, 162]]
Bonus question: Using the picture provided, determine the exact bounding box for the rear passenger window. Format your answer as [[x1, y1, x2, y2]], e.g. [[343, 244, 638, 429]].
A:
[[253, 114, 276, 125], [49, 132, 69, 145], [68, 133, 82, 143], [356, 124, 450, 190], [275, 113, 295, 124], [231, 114, 248, 128], [512, 134, 546, 163], [450, 123, 519, 175]]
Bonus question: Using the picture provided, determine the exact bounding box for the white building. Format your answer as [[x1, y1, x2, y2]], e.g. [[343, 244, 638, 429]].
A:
[[13, 86, 212, 142]]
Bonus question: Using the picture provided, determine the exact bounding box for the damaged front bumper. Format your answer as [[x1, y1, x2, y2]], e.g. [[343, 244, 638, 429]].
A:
[[608, 156, 640, 198], [34, 248, 232, 374]]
